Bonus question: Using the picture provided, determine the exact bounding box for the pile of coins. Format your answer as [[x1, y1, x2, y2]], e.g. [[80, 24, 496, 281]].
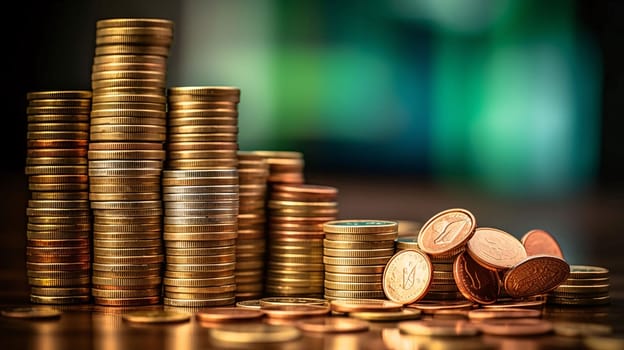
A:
[[89, 18, 173, 306], [162, 169, 239, 307], [162, 86, 241, 307], [235, 152, 269, 300], [266, 184, 338, 298], [323, 220, 398, 301], [25, 90, 92, 304], [250, 151, 304, 185]]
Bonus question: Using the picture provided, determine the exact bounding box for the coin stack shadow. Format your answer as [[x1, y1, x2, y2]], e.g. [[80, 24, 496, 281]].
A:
[[25, 90, 92, 304], [162, 87, 241, 307], [88, 18, 173, 306], [235, 152, 269, 301], [266, 184, 339, 298], [323, 221, 398, 301]]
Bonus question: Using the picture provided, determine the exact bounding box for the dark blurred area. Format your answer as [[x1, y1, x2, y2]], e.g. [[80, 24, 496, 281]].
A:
[[4, 0, 623, 193]]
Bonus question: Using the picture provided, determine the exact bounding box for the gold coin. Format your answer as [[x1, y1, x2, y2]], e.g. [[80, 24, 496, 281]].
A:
[[195, 307, 263, 322], [30, 287, 90, 296], [324, 264, 386, 274], [324, 281, 382, 291], [399, 319, 479, 336], [30, 295, 91, 305], [122, 310, 190, 324], [92, 288, 162, 298], [28, 123, 90, 132], [405, 300, 475, 313], [28, 114, 89, 123], [1, 306, 62, 319], [209, 323, 300, 343], [260, 304, 330, 319], [552, 321, 613, 337], [27, 106, 91, 115], [569, 265, 610, 279], [163, 297, 235, 308], [323, 239, 394, 250], [553, 284, 610, 294], [468, 308, 541, 320], [478, 318, 553, 336], [323, 219, 398, 234], [382, 250, 433, 305], [294, 316, 368, 333], [323, 289, 385, 299], [93, 296, 160, 307], [584, 336, 624, 350], [329, 299, 403, 313], [323, 247, 395, 258], [27, 90, 91, 100], [94, 45, 169, 57], [547, 295, 611, 306], [350, 308, 422, 322], [324, 232, 397, 242], [166, 262, 236, 273]]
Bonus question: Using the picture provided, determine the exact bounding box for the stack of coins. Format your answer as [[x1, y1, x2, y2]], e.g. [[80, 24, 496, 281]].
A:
[[547, 265, 610, 306], [162, 169, 239, 308], [249, 151, 304, 185], [162, 86, 240, 308], [266, 184, 338, 298], [323, 220, 397, 301], [25, 90, 92, 304], [89, 18, 173, 306], [235, 152, 269, 300], [166, 86, 240, 170]]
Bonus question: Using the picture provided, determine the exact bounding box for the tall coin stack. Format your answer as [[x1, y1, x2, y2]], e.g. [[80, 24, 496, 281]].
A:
[[89, 18, 173, 306], [25, 90, 92, 304], [266, 184, 338, 298], [323, 220, 398, 301], [235, 152, 269, 301], [163, 86, 241, 308]]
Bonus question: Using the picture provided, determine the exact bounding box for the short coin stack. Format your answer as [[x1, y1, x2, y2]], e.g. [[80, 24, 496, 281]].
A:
[[89, 17, 173, 306], [162, 169, 239, 308], [266, 184, 338, 298], [250, 151, 304, 185], [547, 265, 610, 306], [162, 86, 240, 308], [25, 90, 92, 304], [323, 220, 398, 301], [235, 152, 269, 301]]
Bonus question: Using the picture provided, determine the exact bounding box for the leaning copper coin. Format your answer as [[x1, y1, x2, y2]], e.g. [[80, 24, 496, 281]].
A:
[[398, 319, 479, 336], [382, 249, 433, 304], [295, 316, 369, 333], [417, 208, 476, 256], [503, 255, 570, 298], [468, 308, 541, 320], [453, 251, 499, 305], [466, 227, 527, 270], [260, 304, 330, 319], [520, 229, 565, 259], [196, 307, 264, 322], [1, 306, 61, 319], [477, 318, 553, 336], [330, 299, 403, 313]]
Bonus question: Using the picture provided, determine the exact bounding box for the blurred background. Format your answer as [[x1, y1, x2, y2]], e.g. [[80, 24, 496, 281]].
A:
[[1, 0, 623, 296], [6, 0, 623, 196]]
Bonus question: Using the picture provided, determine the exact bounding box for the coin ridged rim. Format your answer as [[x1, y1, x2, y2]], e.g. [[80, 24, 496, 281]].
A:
[[27, 91, 92, 100]]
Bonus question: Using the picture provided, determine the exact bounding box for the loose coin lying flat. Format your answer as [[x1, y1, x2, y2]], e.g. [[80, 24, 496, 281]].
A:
[[260, 304, 331, 319], [398, 319, 479, 336], [259, 297, 328, 307], [477, 318, 553, 336], [210, 324, 301, 343], [330, 299, 403, 313], [295, 317, 369, 333], [553, 322, 613, 337], [584, 336, 624, 350], [236, 299, 261, 310], [406, 300, 475, 314], [196, 307, 263, 322], [350, 308, 422, 322], [1, 306, 61, 319], [122, 310, 191, 323], [468, 308, 541, 320]]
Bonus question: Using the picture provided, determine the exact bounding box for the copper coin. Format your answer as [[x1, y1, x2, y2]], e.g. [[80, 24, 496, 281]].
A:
[[417, 208, 476, 256], [209, 324, 301, 343], [398, 319, 479, 336], [196, 307, 263, 322], [329, 299, 403, 313], [478, 318, 553, 336], [382, 250, 433, 304], [122, 310, 191, 324], [260, 304, 330, 319], [453, 251, 499, 305], [294, 316, 369, 333], [503, 255, 570, 298], [520, 229, 565, 259], [466, 227, 527, 270], [468, 308, 541, 320], [481, 297, 546, 309]]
